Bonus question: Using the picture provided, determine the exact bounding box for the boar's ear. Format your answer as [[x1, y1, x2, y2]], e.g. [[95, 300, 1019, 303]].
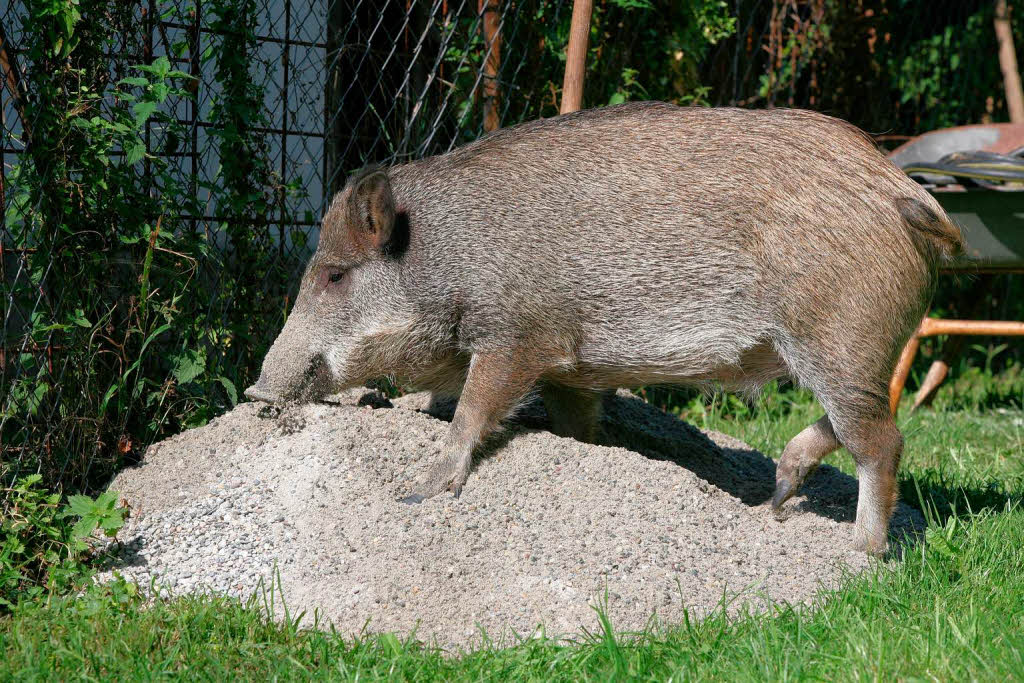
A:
[[347, 170, 396, 253]]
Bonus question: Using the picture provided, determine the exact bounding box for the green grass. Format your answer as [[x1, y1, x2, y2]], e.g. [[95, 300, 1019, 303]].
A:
[[2, 386, 1024, 680]]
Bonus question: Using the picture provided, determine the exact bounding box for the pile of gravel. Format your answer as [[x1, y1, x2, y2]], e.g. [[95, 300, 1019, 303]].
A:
[[98, 389, 922, 648]]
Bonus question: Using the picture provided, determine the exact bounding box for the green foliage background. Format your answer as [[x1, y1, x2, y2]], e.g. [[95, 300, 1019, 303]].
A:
[[1, 0, 304, 494]]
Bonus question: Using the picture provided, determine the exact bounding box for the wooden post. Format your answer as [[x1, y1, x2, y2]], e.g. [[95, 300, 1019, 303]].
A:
[[560, 0, 593, 114], [0, 19, 30, 141], [917, 318, 1024, 336], [912, 278, 994, 409], [995, 0, 1024, 123], [889, 327, 922, 416], [913, 358, 952, 409], [479, 0, 502, 132]]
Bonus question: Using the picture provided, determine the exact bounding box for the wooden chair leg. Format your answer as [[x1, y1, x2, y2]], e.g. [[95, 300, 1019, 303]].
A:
[[912, 280, 988, 410], [889, 332, 922, 416], [912, 355, 956, 410]]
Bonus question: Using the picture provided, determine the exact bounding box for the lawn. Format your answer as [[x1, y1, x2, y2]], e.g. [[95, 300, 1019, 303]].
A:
[[2, 387, 1023, 681]]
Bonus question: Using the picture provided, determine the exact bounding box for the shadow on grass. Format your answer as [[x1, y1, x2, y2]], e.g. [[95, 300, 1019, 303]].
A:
[[900, 469, 1024, 524]]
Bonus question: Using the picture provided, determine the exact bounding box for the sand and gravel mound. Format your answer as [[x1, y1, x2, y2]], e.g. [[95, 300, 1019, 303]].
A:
[[99, 389, 922, 648]]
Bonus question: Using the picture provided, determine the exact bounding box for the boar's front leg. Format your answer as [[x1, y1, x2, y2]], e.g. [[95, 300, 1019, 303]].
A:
[[401, 351, 546, 503]]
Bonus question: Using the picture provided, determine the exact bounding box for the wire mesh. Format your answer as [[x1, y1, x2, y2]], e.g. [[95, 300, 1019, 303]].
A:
[[323, 0, 571, 194], [0, 0, 568, 498]]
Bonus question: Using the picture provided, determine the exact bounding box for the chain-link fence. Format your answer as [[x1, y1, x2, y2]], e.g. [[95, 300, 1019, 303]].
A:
[[0, 0, 568, 499], [2, 0, 1020, 501], [324, 0, 572, 194]]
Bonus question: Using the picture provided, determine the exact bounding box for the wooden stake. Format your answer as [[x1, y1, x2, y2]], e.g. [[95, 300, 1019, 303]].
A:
[[560, 0, 593, 114], [0, 19, 31, 141], [995, 0, 1024, 123], [889, 326, 923, 416], [917, 318, 1024, 337], [913, 278, 994, 409], [913, 359, 951, 409], [479, 0, 502, 132]]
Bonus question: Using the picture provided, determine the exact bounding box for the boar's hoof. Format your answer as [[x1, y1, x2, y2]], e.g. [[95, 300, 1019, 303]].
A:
[[851, 531, 890, 557], [771, 478, 794, 512], [772, 461, 818, 515], [399, 480, 463, 505]]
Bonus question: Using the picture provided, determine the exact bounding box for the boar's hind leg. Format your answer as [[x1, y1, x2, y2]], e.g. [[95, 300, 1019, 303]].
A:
[[540, 383, 602, 443], [776, 329, 905, 554], [401, 351, 547, 503], [772, 415, 841, 511], [799, 392, 902, 555], [834, 413, 903, 555], [774, 400, 901, 554]]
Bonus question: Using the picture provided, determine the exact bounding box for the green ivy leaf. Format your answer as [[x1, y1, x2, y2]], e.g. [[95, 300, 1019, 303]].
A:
[[22, 382, 50, 416], [137, 56, 171, 79], [132, 101, 159, 128], [172, 349, 207, 385], [119, 76, 150, 88], [71, 309, 91, 327], [124, 141, 146, 165], [216, 376, 238, 406], [99, 515, 125, 534], [66, 495, 96, 517], [71, 516, 98, 541], [150, 82, 170, 103]]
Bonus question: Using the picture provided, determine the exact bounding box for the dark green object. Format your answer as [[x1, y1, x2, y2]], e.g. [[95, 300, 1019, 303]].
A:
[[934, 190, 1024, 270], [895, 139, 1024, 270]]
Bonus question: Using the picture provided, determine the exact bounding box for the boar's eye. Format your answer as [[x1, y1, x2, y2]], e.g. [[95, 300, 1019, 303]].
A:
[[320, 268, 347, 290]]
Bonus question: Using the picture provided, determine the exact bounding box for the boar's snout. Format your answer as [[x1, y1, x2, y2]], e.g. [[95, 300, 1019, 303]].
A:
[[244, 352, 333, 405], [242, 381, 281, 404], [244, 321, 335, 404]]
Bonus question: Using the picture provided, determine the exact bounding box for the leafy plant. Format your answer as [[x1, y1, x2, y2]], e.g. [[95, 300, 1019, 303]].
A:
[[2, 0, 292, 496], [65, 491, 126, 544], [0, 475, 125, 609]]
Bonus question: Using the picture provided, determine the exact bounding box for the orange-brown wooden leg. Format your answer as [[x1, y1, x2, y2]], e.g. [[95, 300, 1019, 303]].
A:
[[889, 329, 922, 416], [913, 359, 952, 409]]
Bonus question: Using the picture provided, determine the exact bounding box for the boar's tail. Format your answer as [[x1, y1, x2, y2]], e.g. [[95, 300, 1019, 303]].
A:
[[895, 197, 964, 265]]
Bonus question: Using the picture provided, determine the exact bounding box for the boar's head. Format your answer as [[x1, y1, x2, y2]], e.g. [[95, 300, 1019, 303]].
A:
[[244, 168, 415, 404]]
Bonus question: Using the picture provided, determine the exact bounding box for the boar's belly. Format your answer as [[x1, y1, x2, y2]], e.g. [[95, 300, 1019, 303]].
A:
[[568, 318, 786, 391]]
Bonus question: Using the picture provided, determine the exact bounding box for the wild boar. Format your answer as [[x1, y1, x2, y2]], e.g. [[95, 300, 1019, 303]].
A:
[[244, 101, 962, 554]]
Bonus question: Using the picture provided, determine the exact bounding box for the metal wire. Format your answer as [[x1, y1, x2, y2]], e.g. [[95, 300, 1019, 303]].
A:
[[0, 0, 569, 497]]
